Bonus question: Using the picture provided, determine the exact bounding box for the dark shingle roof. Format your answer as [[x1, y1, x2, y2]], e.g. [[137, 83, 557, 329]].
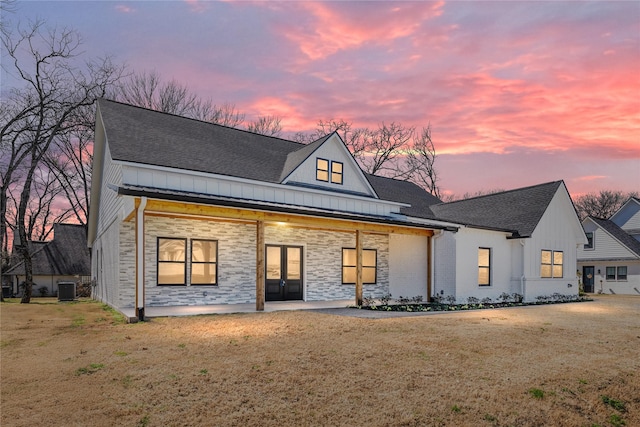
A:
[[6, 224, 90, 275], [431, 181, 564, 236], [589, 216, 640, 257], [365, 174, 441, 219], [98, 99, 442, 215]]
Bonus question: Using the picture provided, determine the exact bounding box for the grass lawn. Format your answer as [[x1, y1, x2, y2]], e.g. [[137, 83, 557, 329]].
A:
[[1, 295, 638, 426]]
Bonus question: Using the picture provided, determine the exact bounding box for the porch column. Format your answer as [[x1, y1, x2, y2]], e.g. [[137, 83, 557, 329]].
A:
[[135, 197, 147, 321], [355, 229, 363, 306], [256, 220, 265, 311]]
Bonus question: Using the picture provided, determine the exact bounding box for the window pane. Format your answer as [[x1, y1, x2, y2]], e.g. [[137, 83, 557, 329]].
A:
[[553, 251, 563, 266], [159, 239, 185, 261], [331, 172, 343, 184], [617, 266, 627, 280], [343, 266, 356, 283], [585, 232, 593, 249], [478, 248, 490, 267], [158, 262, 185, 285], [317, 170, 329, 181], [343, 248, 356, 267], [191, 264, 216, 284], [192, 240, 216, 262], [541, 250, 551, 265], [266, 246, 281, 280], [332, 162, 343, 173], [317, 158, 328, 170], [287, 247, 301, 280], [541, 265, 552, 278], [363, 267, 376, 284], [363, 249, 376, 267], [479, 267, 490, 286], [606, 267, 616, 280], [553, 265, 563, 278]]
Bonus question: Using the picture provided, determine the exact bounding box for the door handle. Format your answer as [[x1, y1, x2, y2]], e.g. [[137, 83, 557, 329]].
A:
[[280, 279, 286, 287]]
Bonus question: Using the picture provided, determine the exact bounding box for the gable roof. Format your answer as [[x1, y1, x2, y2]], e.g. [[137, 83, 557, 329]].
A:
[[431, 181, 564, 237], [6, 224, 91, 276], [97, 99, 439, 214], [587, 216, 640, 258]]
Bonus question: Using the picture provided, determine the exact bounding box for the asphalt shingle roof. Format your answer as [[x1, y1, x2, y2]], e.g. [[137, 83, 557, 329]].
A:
[[431, 181, 564, 236], [6, 224, 90, 275], [98, 99, 443, 213]]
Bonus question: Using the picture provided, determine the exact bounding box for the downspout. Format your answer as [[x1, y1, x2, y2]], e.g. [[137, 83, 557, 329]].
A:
[[136, 197, 147, 321], [430, 230, 444, 301], [520, 240, 526, 300]]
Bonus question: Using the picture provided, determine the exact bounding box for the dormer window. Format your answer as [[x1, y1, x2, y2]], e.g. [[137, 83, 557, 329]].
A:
[[316, 158, 329, 182], [331, 161, 343, 184], [316, 158, 343, 185]]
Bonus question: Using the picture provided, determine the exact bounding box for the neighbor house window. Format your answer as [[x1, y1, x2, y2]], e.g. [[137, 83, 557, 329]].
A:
[[541, 250, 563, 278], [606, 266, 627, 281], [342, 248, 377, 284], [584, 232, 594, 249], [191, 239, 218, 285], [316, 158, 329, 182], [478, 247, 491, 286], [331, 161, 343, 184], [158, 238, 186, 285]]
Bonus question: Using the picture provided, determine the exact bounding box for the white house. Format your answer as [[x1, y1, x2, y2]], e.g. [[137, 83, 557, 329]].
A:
[[577, 197, 640, 295], [88, 99, 586, 320]]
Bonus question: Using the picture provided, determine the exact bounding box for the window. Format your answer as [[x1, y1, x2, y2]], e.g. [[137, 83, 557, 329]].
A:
[[316, 158, 329, 182], [607, 266, 627, 281], [584, 232, 594, 249], [541, 250, 563, 278], [191, 240, 218, 285], [478, 248, 491, 286], [158, 238, 186, 285], [331, 161, 343, 184], [617, 266, 627, 281], [342, 248, 377, 284], [316, 158, 344, 184]]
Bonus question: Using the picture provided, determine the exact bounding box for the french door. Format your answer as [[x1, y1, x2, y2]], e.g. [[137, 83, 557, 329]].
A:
[[265, 245, 303, 301]]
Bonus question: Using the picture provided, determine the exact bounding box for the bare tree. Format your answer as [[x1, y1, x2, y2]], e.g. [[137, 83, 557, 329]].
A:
[[1, 20, 124, 303], [296, 119, 441, 197], [247, 115, 282, 137], [116, 71, 245, 127], [574, 190, 639, 220]]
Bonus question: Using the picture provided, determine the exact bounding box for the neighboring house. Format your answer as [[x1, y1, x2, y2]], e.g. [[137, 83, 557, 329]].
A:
[[4, 223, 91, 297], [577, 198, 640, 295], [88, 99, 586, 319]]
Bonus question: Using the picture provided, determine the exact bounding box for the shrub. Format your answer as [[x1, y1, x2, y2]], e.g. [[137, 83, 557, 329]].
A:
[[467, 296, 479, 304], [37, 286, 49, 297]]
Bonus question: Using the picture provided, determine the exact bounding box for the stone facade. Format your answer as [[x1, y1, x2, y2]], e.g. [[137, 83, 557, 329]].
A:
[[114, 214, 391, 307]]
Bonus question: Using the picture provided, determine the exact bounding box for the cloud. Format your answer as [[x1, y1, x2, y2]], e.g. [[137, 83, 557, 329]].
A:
[[276, 2, 445, 60], [115, 5, 135, 13]]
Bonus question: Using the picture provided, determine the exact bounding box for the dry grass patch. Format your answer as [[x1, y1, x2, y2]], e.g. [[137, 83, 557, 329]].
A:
[[1, 296, 639, 426]]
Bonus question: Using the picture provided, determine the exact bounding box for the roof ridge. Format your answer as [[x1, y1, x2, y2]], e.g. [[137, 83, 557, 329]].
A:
[[99, 98, 307, 147], [436, 180, 563, 206]]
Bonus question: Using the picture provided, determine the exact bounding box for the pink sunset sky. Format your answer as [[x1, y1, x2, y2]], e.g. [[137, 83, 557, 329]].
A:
[[3, 1, 639, 198]]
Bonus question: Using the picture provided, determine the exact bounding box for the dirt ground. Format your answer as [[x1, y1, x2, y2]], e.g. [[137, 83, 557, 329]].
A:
[[1, 295, 638, 427]]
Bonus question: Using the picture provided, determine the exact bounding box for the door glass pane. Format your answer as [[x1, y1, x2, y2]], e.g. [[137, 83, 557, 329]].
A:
[[287, 247, 301, 280], [266, 246, 281, 280]]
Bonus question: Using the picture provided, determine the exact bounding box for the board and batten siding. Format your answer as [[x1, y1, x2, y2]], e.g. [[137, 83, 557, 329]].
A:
[[522, 188, 582, 300], [284, 136, 375, 196], [120, 164, 401, 218]]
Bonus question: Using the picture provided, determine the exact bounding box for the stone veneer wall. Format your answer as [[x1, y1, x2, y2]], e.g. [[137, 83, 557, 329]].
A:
[[129, 214, 390, 307], [143, 215, 256, 306], [264, 225, 389, 301]]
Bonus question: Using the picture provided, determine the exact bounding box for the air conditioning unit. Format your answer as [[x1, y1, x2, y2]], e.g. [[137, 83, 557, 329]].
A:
[[58, 282, 76, 301]]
